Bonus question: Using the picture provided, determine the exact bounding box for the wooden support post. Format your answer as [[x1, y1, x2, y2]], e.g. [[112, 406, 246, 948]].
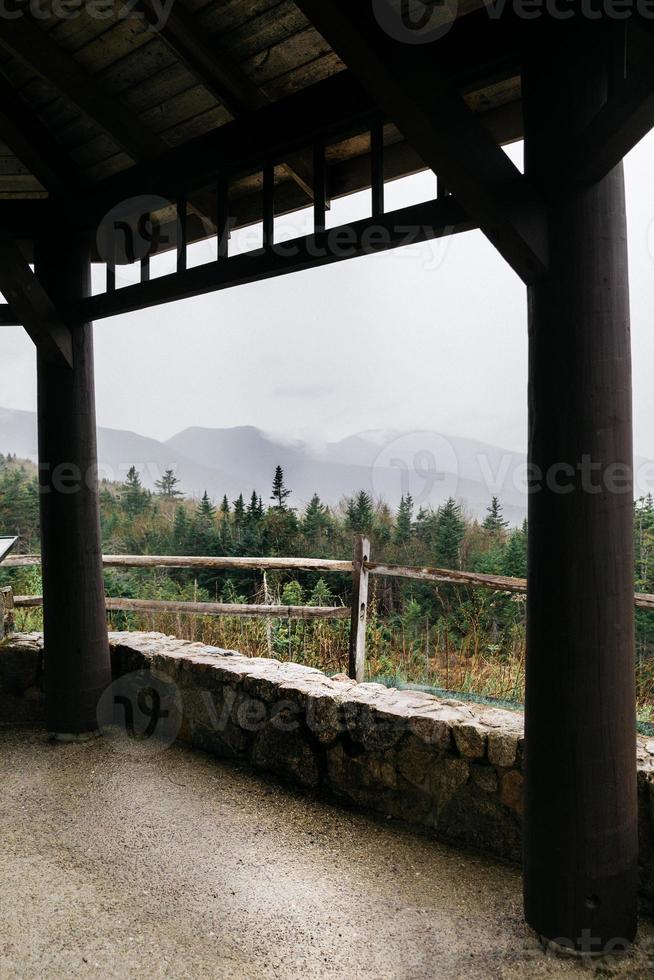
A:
[[35, 230, 112, 735], [370, 118, 384, 219], [176, 192, 188, 273], [217, 176, 229, 261], [522, 22, 637, 953], [348, 535, 370, 682], [262, 162, 275, 250], [0, 586, 14, 639], [313, 142, 326, 234]]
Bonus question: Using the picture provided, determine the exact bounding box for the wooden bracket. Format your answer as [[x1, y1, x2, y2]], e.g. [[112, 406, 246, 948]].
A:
[[295, 0, 548, 284], [574, 47, 654, 184], [0, 230, 73, 368]]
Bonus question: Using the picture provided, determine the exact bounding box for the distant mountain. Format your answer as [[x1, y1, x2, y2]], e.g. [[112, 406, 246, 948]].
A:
[[13, 406, 654, 525], [163, 424, 529, 523]]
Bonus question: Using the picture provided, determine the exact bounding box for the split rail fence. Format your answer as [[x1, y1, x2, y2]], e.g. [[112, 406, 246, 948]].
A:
[[3, 535, 654, 681]]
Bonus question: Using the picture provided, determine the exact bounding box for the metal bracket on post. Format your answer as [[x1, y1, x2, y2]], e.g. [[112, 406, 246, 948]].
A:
[[348, 535, 370, 683]]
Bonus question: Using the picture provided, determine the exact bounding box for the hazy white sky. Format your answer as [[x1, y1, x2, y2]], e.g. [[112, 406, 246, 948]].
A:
[[1, 132, 653, 455]]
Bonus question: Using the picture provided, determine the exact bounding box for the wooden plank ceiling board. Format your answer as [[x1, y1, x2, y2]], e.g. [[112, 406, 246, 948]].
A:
[[0, 0, 525, 246]]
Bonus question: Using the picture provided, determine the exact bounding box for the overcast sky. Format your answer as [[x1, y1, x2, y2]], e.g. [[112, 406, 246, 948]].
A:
[[2, 132, 654, 456]]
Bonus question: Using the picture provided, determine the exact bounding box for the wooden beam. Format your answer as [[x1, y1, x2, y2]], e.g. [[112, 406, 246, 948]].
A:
[[75, 197, 474, 321], [575, 41, 654, 183], [0, 74, 81, 195], [0, 304, 21, 327], [138, 0, 267, 115], [0, 15, 165, 162], [0, 230, 72, 367], [0, 200, 49, 240], [295, 1, 547, 284], [70, 73, 376, 230], [137, 0, 314, 199]]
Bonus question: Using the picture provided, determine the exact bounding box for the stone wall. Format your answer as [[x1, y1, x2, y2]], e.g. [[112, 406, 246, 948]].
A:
[[2, 631, 654, 903]]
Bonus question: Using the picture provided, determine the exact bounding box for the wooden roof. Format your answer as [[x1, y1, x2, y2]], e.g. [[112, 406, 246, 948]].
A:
[[0, 0, 522, 227]]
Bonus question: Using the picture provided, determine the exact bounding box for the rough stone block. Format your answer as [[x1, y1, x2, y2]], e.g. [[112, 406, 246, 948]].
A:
[[453, 722, 487, 759], [0, 641, 41, 694], [500, 770, 524, 817], [488, 730, 518, 769], [250, 722, 319, 788]]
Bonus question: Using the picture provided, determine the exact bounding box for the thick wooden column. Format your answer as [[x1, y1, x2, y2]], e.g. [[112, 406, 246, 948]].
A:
[[523, 24, 638, 951], [36, 231, 111, 734]]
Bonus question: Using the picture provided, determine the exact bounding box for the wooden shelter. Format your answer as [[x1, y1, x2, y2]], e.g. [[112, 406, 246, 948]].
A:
[[0, 0, 650, 955]]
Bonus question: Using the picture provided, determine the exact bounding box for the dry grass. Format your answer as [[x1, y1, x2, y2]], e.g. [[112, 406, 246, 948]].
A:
[[10, 605, 654, 722]]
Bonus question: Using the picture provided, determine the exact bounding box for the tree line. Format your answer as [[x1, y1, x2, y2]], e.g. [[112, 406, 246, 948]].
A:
[[3, 453, 654, 703]]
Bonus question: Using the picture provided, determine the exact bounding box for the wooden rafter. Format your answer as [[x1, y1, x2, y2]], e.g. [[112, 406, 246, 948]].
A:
[[0, 73, 81, 196], [294, 0, 547, 284], [0, 230, 72, 367], [68, 72, 376, 229], [139, 0, 267, 115], [0, 15, 165, 163], [137, 0, 314, 199]]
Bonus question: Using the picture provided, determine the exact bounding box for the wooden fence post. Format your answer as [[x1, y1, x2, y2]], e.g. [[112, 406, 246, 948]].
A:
[[348, 535, 370, 682], [0, 586, 14, 640]]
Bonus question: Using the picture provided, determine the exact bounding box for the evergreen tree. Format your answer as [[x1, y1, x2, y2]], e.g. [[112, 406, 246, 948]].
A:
[[271, 465, 291, 509], [154, 468, 183, 498], [394, 494, 414, 545], [302, 493, 331, 543], [483, 496, 508, 535], [193, 491, 216, 554], [172, 505, 189, 553], [309, 577, 333, 606], [122, 466, 149, 516], [435, 497, 465, 568], [247, 490, 263, 524], [233, 493, 246, 526], [220, 495, 230, 517], [502, 527, 528, 579], [345, 491, 374, 533]]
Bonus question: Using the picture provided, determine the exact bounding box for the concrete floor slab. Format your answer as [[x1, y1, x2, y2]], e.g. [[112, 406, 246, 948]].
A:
[[0, 730, 653, 979]]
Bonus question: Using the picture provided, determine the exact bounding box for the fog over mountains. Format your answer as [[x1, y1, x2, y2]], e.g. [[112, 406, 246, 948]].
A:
[[4, 405, 654, 526]]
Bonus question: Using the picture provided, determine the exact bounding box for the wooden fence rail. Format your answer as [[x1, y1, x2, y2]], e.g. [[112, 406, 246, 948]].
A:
[[5, 540, 654, 680]]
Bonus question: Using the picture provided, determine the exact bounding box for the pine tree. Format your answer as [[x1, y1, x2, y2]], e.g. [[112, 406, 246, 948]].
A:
[[172, 505, 189, 553], [303, 493, 331, 543], [197, 491, 215, 521], [271, 465, 291, 509], [502, 527, 528, 579], [154, 468, 183, 498], [434, 497, 465, 568], [233, 493, 246, 526], [246, 491, 264, 525], [193, 492, 216, 554], [483, 496, 509, 535], [122, 466, 149, 516], [220, 495, 230, 517], [394, 494, 414, 545], [345, 491, 374, 533]]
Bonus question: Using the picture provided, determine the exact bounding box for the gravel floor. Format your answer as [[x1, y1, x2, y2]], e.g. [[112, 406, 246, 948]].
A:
[[1, 729, 653, 979]]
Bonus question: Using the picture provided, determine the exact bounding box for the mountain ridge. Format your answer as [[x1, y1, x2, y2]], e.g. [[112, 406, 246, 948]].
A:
[[5, 405, 621, 525]]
